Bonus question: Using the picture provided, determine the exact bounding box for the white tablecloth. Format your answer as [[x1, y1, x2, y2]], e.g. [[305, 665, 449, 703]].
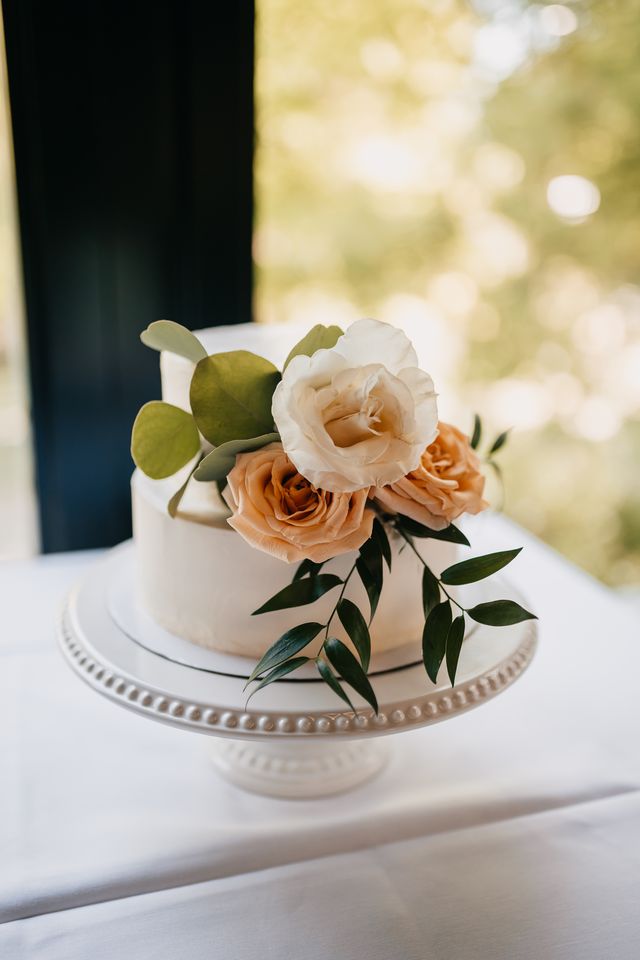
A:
[[2, 514, 639, 959]]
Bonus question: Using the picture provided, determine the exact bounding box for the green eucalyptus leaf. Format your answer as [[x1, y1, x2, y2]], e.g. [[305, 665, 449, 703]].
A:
[[470, 413, 482, 450], [337, 598, 371, 672], [167, 454, 203, 517], [190, 350, 281, 446], [397, 517, 470, 547], [316, 658, 356, 712], [246, 623, 323, 685], [489, 429, 511, 455], [372, 517, 392, 571], [283, 324, 344, 369], [356, 537, 383, 622], [446, 615, 466, 686], [440, 548, 522, 585], [252, 574, 342, 616], [422, 566, 441, 618], [131, 401, 200, 479], [293, 559, 325, 581], [325, 638, 379, 714], [422, 600, 452, 684], [140, 320, 207, 362], [246, 656, 310, 702], [467, 600, 537, 626], [193, 433, 280, 483]]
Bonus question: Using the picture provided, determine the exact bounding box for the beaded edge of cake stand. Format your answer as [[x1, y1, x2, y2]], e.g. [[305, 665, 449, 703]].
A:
[[58, 596, 537, 738]]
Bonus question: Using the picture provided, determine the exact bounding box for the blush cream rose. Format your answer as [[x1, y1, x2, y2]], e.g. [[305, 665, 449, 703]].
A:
[[222, 443, 374, 563], [373, 421, 488, 529], [271, 319, 439, 493]]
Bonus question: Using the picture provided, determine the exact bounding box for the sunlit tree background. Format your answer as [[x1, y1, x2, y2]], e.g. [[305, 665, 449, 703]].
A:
[[254, 0, 640, 586]]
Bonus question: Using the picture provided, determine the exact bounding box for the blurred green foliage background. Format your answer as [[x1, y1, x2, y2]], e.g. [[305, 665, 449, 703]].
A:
[[254, 0, 640, 586]]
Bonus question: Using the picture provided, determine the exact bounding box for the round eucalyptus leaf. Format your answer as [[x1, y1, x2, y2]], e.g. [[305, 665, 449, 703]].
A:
[[193, 432, 280, 483], [131, 401, 200, 479], [190, 350, 281, 446], [283, 324, 344, 369], [140, 320, 207, 362]]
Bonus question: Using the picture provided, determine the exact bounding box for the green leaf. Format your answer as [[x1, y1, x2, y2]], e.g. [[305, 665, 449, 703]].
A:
[[446, 615, 466, 686], [470, 413, 482, 450], [140, 320, 207, 362], [422, 566, 441, 618], [422, 600, 452, 683], [440, 548, 522, 585], [167, 454, 203, 517], [337, 598, 371, 672], [131, 401, 201, 479], [489, 429, 511, 455], [325, 638, 379, 714], [293, 559, 325, 581], [356, 537, 383, 622], [397, 517, 470, 547], [193, 433, 280, 483], [246, 623, 323, 684], [283, 324, 344, 369], [372, 517, 392, 571], [247, 657, 310, 701], [190, 351, 281, 446], [316, 658, 356, 712], [252, 574, 342, 615], [467, 600, 537, 626]]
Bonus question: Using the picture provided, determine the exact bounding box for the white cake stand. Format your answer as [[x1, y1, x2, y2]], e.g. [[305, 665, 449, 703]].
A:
[[58, 542, 537, 799]]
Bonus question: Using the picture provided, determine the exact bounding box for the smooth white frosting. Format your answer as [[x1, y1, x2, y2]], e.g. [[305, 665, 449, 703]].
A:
[[134, 321, 457, 658], [132, 469, 455, 657]]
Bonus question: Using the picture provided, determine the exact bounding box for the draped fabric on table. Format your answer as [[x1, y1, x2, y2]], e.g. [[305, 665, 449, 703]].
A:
[[2, 514, 640, 960]]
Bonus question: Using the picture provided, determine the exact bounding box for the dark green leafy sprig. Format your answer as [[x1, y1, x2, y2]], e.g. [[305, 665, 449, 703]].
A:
[[471, 413, 511, 510], [393, 519, 536, 685], [246, 534, 389, 711]]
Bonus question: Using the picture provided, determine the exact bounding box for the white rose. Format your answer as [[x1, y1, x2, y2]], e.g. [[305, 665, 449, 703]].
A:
[[272, 318, 439, 492]]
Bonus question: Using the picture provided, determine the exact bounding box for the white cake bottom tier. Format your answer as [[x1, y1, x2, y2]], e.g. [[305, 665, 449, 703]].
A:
[[132, 470, 457, 659]]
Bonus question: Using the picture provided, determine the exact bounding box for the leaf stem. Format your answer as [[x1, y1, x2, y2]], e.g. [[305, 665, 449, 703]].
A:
[[394, 524, 466, 614], [324, 561, 358, 642]]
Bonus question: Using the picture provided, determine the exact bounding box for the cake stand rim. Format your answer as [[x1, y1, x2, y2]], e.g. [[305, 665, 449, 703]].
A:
[[58, 542, 538, 742]]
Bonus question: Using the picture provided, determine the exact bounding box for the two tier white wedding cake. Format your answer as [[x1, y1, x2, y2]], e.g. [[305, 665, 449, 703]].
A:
[[130, 317, 532, 710]]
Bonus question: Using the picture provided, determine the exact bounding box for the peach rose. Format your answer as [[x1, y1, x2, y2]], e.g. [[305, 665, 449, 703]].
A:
[[373, 421, 488, 529], [223, 443, 374, 563]]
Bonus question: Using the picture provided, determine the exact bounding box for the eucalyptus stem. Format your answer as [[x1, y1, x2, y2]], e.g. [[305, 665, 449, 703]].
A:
[[394, 524, 466, 614]]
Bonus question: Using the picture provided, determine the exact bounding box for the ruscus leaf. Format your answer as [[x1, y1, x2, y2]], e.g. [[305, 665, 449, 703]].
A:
[[467, 600, 537, 626], [252, 574, 342, 615], [440, 548, 522, 585], [193, 433, 280, 483], [489, 429, 511, 455], [293, 559, 325, 581], [316, 658, 356, 712], [422, 566, 441, 618], [337, 598, 371, 672], [283, 324, 344, 369], [372, 518, 392, 571], [324, 638, 379, 714], [398, 517, 470, 547], [140, 320, 207, 362], [247, 657, 310, 701], [190, 351, 281, 446], [246, 623, 323, 684], [131, 401, 200, 479], [470, 413, 482, 450], [446, 615, 466, 686], [422, 600, 452, 684], [356, 536, 383, 622]]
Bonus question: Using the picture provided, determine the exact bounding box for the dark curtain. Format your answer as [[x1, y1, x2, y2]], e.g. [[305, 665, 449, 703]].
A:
[[2, 1, 254, 551]]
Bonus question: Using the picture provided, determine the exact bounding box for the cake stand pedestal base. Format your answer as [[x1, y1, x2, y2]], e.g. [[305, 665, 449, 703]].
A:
[[210, 737, 390, 799]]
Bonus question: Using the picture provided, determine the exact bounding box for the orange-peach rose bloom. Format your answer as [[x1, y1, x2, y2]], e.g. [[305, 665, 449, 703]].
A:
[[223, 443, 374, 563], [373, 421, 488, 529]]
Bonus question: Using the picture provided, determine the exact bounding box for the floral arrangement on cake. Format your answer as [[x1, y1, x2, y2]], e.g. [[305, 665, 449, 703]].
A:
[[132, 318, 535, 712]]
